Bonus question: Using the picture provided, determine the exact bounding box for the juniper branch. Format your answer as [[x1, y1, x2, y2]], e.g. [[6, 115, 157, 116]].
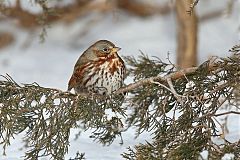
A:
[[1, 45, 240, 159]]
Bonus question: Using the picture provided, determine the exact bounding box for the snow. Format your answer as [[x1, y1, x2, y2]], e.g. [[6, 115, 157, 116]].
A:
[[0, 0, 239, 159]]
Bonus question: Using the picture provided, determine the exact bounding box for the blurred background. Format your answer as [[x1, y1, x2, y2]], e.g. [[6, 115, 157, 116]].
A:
[[0, 0, 239, 159]]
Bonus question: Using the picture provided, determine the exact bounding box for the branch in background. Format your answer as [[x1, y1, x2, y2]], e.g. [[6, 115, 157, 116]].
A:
[[0, 32, 14, 49], [199, 9, 224, 22], [188, 0, 235, 22], [176, 0, 198, 68], [200, 0, 236, 22], [224, 0, 235, 16], [116, 0, 171, 17], [0, 0, 112, 28], [0, 0, 172, 29], [0, 0, 236, 29], [0, 0, 39, 28]]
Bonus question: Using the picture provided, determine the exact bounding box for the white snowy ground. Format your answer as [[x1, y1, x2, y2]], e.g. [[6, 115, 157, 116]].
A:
[[0, 0, 240, 159]]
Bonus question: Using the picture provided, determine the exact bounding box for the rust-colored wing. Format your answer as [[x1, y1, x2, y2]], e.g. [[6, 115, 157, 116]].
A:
[[68, 65, 84, 91], [68, 62, 92, 91]]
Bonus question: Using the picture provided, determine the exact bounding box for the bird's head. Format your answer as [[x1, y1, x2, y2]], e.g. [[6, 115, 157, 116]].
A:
[[91, 40, 121, 58]]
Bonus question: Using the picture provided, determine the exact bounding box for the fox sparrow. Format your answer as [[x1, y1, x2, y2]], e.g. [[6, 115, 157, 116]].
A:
[[68, 40, 126, 95]]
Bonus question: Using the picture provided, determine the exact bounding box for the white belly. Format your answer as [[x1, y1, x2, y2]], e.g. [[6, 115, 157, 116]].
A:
[[85, 60, 124, 95]]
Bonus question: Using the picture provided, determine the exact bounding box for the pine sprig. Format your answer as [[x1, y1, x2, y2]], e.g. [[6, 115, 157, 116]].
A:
[[0, 75, 126, 159]]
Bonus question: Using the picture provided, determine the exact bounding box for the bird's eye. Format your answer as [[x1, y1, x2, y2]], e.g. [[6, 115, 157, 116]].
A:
[[102, 48, 109, 52]]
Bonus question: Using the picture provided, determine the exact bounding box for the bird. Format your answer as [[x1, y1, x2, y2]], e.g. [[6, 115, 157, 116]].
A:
[[68, 40, 126, 95]]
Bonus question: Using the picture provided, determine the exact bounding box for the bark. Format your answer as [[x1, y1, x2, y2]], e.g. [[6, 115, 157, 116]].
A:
[[176, 0, 198, 68]]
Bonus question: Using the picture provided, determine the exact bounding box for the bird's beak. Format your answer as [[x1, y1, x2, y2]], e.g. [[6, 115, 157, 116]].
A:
[[112, 47, 121, 53]]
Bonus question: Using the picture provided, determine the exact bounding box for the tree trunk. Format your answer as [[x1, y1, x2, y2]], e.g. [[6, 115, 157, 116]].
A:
[[176, 0, 198, 68]]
